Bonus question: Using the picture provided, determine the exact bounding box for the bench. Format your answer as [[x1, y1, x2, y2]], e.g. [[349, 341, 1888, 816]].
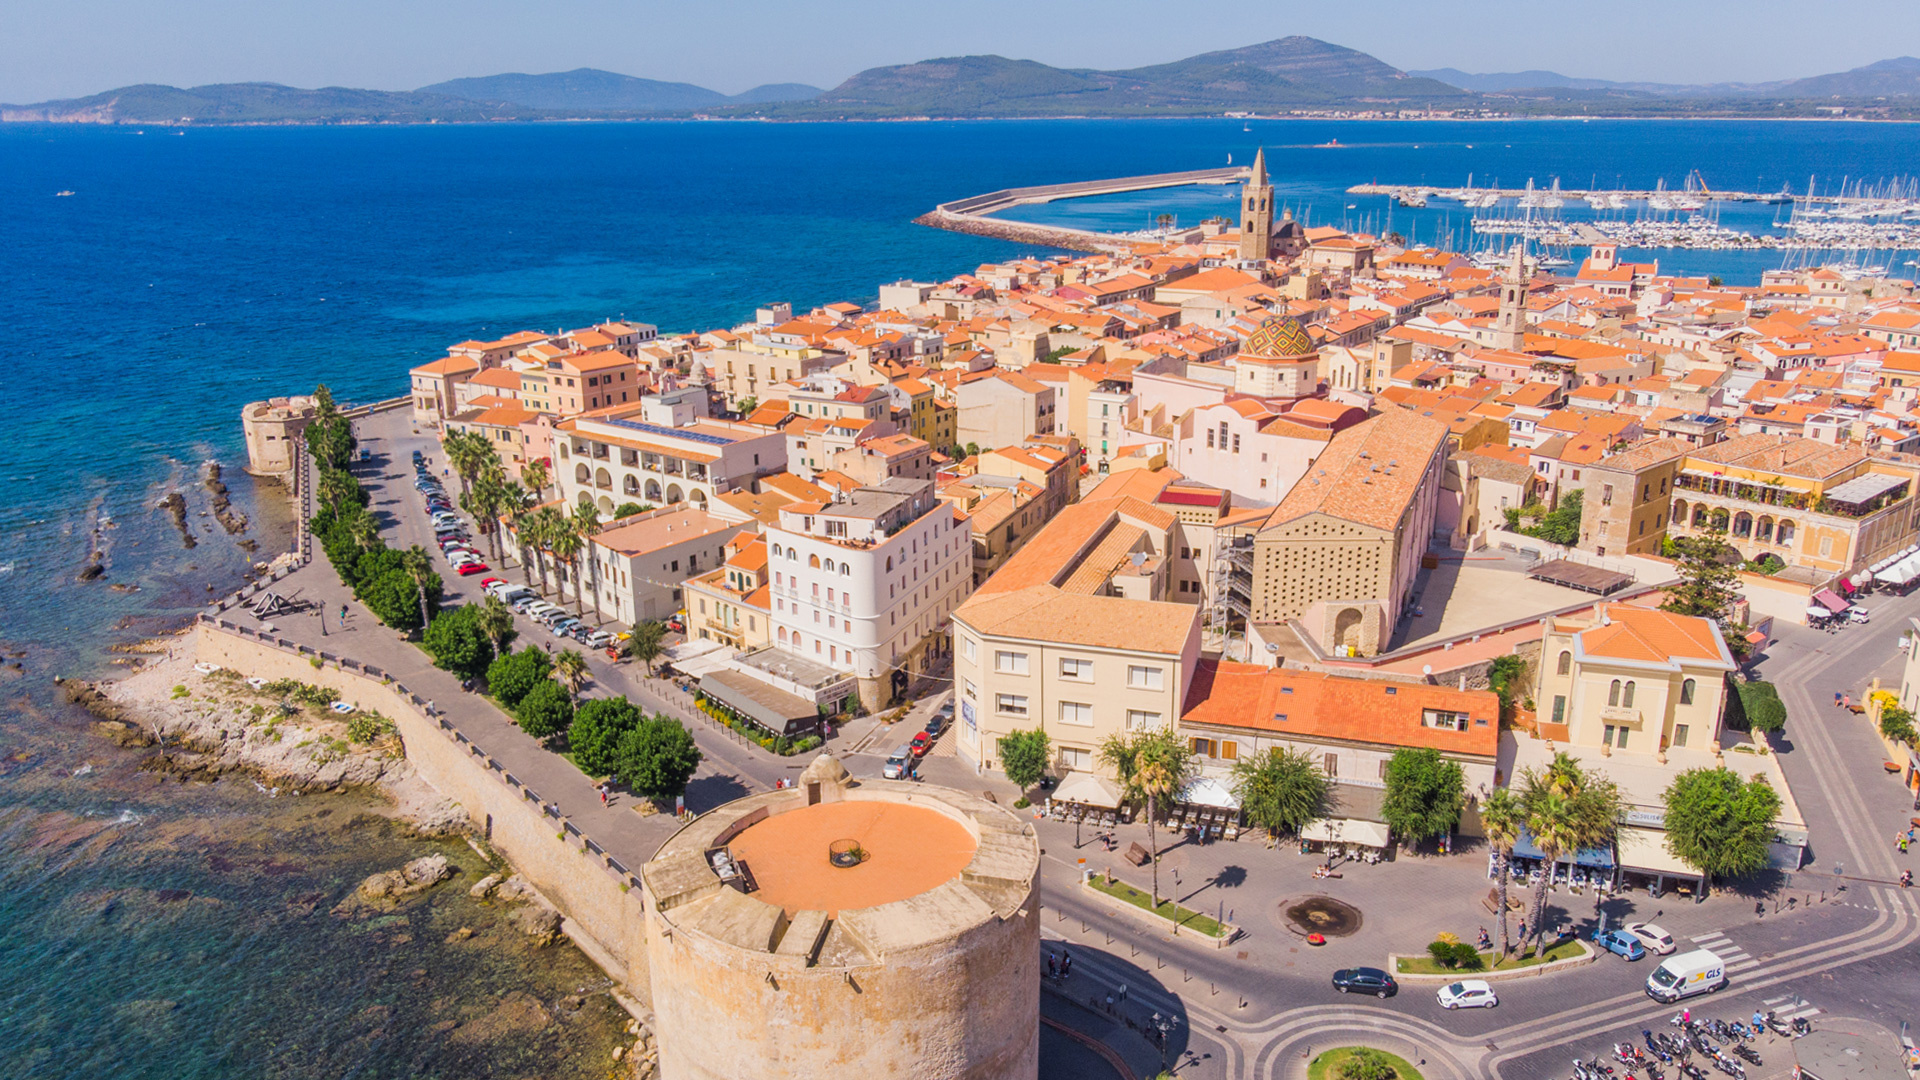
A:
[[1125, 842, 1152, 867]]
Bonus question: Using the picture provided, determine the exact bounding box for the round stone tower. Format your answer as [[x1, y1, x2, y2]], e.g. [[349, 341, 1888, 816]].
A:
[[640, 762, 1040, 1080], [240, 395, 318, 481]]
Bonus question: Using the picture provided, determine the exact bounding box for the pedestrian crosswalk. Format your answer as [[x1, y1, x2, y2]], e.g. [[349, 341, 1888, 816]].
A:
[[1689, 930, 1761, 973], [1760, 993, 1822, 1023]]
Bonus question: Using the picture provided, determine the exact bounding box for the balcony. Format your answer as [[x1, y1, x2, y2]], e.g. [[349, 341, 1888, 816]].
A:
[[1600, 705, 1640, 726]]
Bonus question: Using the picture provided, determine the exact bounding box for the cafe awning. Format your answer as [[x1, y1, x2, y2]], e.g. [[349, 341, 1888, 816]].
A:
[[697, 669, 819, 737], [1812, 588, 1850, 613], [1050, 772, 1123, 809], [1176, 776, 1241, 810], [1301, 818, 1391, 848], [1512, 825, 1614, 868], [1615, 826, 1701, 880]]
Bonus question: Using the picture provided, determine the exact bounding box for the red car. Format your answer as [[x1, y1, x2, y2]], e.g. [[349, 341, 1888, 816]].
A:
[[909, 731, 931, 757], [478, 577, 506, 591], [456, 562, 491, 575]]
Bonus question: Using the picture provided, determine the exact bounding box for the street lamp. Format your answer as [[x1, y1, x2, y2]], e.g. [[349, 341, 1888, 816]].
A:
[[1149, 1012, 1182, 1071]]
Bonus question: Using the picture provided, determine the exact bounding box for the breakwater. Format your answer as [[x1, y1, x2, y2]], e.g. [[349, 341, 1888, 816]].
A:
[[916, 165, 1248, 251]]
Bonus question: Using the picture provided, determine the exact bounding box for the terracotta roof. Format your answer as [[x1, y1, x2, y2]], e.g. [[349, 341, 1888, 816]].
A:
[[1263, 409, 1449, 533], [1575, 605, 1732, 668], [1181, 661, 1499, 757], [955, 584, 1196, 655], [1683, 433, 1866, 480]]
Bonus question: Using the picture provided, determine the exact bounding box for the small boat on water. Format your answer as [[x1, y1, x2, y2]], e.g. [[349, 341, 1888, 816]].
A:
[[1316, 138, 1343, 148], [55, 190, 74, 197]]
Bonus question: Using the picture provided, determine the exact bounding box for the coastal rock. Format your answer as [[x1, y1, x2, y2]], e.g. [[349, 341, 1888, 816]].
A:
[[468, 873, 503, 899], [337, 854, 452, 914], [491, 874, 540, 904], [94, 719, 156, 748], [508, 903, 562, 946], [444, 926, 474, 943], [158, 493, 196, 549]]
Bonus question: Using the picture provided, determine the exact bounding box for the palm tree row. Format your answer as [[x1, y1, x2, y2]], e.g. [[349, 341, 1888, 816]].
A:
[[509, 498, 606, 623]]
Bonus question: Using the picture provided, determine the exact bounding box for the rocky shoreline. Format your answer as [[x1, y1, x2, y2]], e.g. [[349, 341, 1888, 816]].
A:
[[60, 643, 666, 1077]]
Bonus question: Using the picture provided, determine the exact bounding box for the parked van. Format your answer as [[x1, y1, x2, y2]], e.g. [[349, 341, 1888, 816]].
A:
[[882, 745, 914, 780], [1644, 948, 1726, 1003]]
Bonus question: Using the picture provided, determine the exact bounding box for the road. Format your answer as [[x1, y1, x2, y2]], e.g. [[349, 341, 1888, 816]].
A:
[[294, 411, 1920, 1079]]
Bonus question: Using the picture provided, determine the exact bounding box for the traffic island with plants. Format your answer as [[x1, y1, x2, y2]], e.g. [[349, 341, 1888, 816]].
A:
[[1392, 935, 1588, 977], [1307, 1047, 1423, 1080], [691, 691, 823, 756], [1082, 870, 1231, 941]]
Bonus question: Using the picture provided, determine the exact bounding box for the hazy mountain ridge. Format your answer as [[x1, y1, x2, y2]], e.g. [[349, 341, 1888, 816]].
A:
[[8, 42, 1920, 124]]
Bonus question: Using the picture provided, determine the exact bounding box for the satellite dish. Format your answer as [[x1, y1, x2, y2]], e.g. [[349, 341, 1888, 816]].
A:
[[1265, 643, 1279, 653], [1423, 664, 1433, 675]]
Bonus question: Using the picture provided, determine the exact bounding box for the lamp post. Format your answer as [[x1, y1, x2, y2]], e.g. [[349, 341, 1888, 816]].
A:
[[1149, 1012, 1182, 1071]]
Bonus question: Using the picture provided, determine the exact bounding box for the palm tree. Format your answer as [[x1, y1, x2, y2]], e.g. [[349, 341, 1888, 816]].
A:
[[1229, 746, 1327, 842], [476, 596, 515, 659], [554, 648, 589, 702], [548, 527, 584, 615], [319, 468, 360, 516], [463, 465, 511, 565], [1517, 752, 1623, 953], [527, 506, 567, 596], [521, 459, 549, 503], [1098, 728, 1196, 910], [346, 506, 381, 550], [400, 545, 435, 629], [572, 501, 604, 624], [445, 431, 497, 501], [1480, 787, 1522, 961]]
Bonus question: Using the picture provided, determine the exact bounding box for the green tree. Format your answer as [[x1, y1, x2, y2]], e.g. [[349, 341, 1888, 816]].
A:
[[1380, 747, 1468, 848], [549, 526, 585, 616], [1487, 654, 1528, 709], [554, 648, 590, 702], [1518, 489, 1583, 546], [515, 679, 574, 739], [572, 501, 604, 623], [613, 502, 648, 519], [1732, 679, 1786, 735], [1229, 746, 1327, 839], [422, 605, 495, 681], [1480, 787, 1523, 959], [399, 545, 438, 630], [625, 621, 667, 673], [1881, 702, 1917, 745], [616, 715, 703, 801], [521, 459, 549, 502], [360, 568, 429, 631], [474, 595, 517, 658], [736, 396, 758, 415], [526, 506, 567, 595], [486, 646, 553, 709], [1662, 767, 1782, 890], [304, 385, 357, 470], [996, 729, 1052, 791], [1517, 753, 1623, 950], [1662, 532, 1742, 624], [1098, 728, 1196, 909], [568, 696, 642, 776]]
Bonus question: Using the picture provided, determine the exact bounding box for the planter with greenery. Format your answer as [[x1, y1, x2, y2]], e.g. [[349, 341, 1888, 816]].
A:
[[1307, 1047, 1423, 1080]]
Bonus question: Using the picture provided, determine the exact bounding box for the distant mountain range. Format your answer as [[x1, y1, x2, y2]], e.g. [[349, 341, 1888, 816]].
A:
[[1409, 56, 1920, 100], [7, 41, 1920, 125]]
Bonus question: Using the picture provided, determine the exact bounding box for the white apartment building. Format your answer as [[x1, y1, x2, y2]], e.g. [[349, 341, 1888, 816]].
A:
[[554, 390, 787, 514], [765, 477, 973, 709]]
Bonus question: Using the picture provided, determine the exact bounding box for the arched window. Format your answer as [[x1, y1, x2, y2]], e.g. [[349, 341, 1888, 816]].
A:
[[809, 554, 820, 569], [1622, 681, 1636, 709], [822, 559, 835, 574], [778, 627, 788, 643], [1608, 679, 1622, 707], [841, 564, 850, 576], [771, 544, 782, 558], [886, 556, 893, 571], [1680, 678, 1696, 705], [1557, 651, 1571, 675]]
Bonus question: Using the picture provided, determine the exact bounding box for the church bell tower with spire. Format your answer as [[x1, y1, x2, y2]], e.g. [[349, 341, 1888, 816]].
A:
[[1238, 148, 1274, 264]]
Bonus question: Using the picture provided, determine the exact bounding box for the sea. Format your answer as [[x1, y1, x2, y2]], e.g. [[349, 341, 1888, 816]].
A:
[[3, 116, 1919, 1077]]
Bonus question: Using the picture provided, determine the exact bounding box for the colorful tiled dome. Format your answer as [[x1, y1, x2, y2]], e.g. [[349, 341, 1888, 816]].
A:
[[1243, 315, 1315, 358]]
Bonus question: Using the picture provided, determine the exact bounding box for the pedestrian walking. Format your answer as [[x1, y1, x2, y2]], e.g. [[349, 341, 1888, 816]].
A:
[[340, 604, 349, 623], [1835, 691, 1844, 709], [1046, 954, 1057, 979], [599, 783, 609, 806], [1843, 693, 1852, 711], [1060, 951, 1072, 978]]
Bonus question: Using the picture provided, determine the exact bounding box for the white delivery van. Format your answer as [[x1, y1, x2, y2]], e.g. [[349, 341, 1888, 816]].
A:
[[1644, 948, 1727, 1002]]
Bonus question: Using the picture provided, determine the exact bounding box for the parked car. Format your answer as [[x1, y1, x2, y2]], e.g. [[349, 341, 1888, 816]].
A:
[[478, 577, 507, 592], [511, 598, 541, 614], [1594, 929, 1647, 961], [586, 630, 616, 649], [923, 711, 948, 737], [456, 562, 491, 576], [665, 614, 685, 633], [549, 619, 582, 636], [1623, 922, 1676, 955], [1331, 967, 1397, 997], [909, 731, 932, 757], [882, 746, 914, 780], [1435, 979, 1498, 1010], [525, 602, 563, 620]]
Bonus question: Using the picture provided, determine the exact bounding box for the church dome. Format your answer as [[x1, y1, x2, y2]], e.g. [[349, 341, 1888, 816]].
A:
[[1242, 314, 1315, 359]]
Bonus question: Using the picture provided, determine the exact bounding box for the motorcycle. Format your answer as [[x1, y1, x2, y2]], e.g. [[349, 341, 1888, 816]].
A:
[[1765, 1012, 1793, 1039], [1645, 1065, 1665, 1080], [1615, 1044, 1643, 1068], [1679, 1062, 1706, 1080], [1708, 1019, 1733, 1042], [1644, 1030, 1672, 1063], [1791, 1017, 1811, 1037], [1732, 1045, 1762, 1066], [1727, 1021, 1750, 1042], [1713, 1052, 1745, 1079]]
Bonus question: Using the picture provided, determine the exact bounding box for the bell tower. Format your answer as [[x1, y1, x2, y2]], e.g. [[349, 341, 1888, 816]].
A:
[[1238, 148, 1274, 264], [1494, 243, 1529, 351]]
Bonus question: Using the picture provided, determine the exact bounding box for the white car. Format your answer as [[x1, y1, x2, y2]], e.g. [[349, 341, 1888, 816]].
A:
[[1623, 922, 1676, 955], [1436, 979, 1498, 1010]]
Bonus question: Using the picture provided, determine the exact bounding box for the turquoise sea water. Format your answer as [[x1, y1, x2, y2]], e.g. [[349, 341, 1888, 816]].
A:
[[3, 117, 1920, 1078]]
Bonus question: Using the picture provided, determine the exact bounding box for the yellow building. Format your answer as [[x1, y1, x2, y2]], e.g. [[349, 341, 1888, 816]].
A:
[[681, 535, 773, 651], [1668, 434, 1920, 575], [1534, 605, 1734, 756]]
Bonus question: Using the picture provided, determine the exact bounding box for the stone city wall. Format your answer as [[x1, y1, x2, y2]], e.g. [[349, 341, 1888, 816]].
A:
[[192, 619, 653, 1005]]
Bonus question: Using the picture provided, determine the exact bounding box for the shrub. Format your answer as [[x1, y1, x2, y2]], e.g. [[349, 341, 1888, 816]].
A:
[[1427, 940, 1460, 968], [346, 712, 396, 744], [422, 605, 495, 681], [568, 697, 643, 776], [515, 680, 573, 740], [1880, 703, 1917, 746], [1013, 797, 1031, 809], [1338, 1048, 1399, 1080]]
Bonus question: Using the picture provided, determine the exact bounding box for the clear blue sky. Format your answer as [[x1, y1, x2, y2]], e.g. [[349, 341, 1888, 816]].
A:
[[4, 0, 1916, 102]]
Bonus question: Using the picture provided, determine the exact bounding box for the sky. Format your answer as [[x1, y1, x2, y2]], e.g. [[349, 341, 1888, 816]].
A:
[[4, 0, 1918, 103]]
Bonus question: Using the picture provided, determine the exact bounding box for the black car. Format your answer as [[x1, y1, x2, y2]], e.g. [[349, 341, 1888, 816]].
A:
[[1331, 967, 1397, 998], [923, 713, 947, 737]]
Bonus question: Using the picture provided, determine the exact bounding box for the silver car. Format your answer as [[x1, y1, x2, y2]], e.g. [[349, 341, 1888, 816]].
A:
[[882, 745, 914, 780]]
